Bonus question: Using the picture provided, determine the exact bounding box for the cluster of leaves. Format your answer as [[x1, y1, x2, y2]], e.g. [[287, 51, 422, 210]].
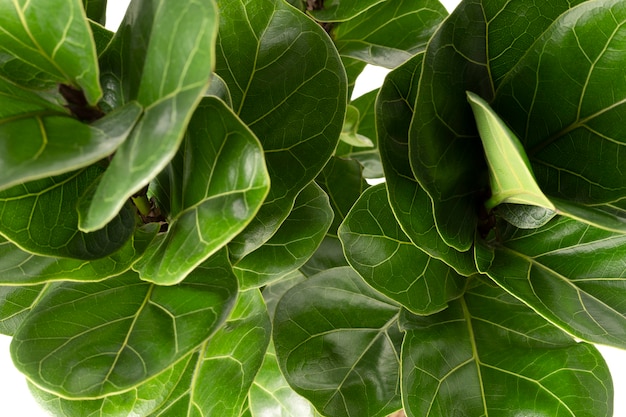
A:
[[1, 0, 626, 416]]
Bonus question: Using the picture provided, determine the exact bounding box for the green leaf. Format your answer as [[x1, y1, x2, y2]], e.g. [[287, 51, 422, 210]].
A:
[[475, 215, 626, 349], [497, 203, 556, 229], [78, 0, 218, 231], [273, 267, 403, 417], [194, 289, 271, 417], [401, 281, 612, 417], [340, 104, 374, 147], [0, 0, 101, 102], [216, 0, 347, 259], [0, 166, 136, 260], [83, 0, 107, 25], [233, 182, 333, 290], [494, 0, 626, 224], [0, 284, 46, 336], [467, 91, 554, 211], [308, 0, 385, 22], [0, 225, 158, 286], [0, 96, 142, 191], [28, 351, 199, 417], [299, 235, 349, 277], [11, 249, 237, 398], [249, 344, 320, 417], [133, 97, 270, 285], [376, 52, 477, 276], [409, 0, 586, 251], [336, 90, 383, 179], [331, 0, 447, 68], [340, 184, 467, 315]]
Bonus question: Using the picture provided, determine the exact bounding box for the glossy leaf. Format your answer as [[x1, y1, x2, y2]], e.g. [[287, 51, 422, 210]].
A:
[[332, 0, 447, 68], [134, 97, 270, 285], [28, 352, 199, 417], [273, 267, 403, 417], [401, 281, 612, 417], [0, 166, 136, 260], [249, 344, 320, 417], [408, 0, 586, 251], [467, 91, 554, 210], [340, 104, 373, 147], [12, 249, 237, 398], [475, 215, 626, 349], [299, 235, 349, 277], [78, 0, 218, 231], [0, 0, 101, 102], [217, 0, 347, 258], [233, 182, 333, 290], [308, 0, 385, 22], [494, 0, 626, 224], [497, 203, 556, 229], [0, 97, 142, 191], [340, 184, 467, 315], [376, 52, 477, 276], [0, 284, 46, 336], [0, 225, 157, 286]]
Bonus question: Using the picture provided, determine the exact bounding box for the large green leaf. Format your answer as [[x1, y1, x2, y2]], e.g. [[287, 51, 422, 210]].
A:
[[331, 0, 447, 68], [78, 0, 218, 231], [216, 0, 347, 259], [408, 0, 586, 251], [339, 184, 466, 315], [299, 235, 349, 277], [376, 52, 477, 276], [0, 225, 157, 286], [494, 0, 626, 222], [475, 215, 626, 349], [0, 90, 142, 191], [401, 281, 612, 417], [0, 166, 136, 260], [0, 284, 47, 336], [11, 249, 237, 398], [0, 0, 101, 102], [273, 267, 403, 417], [133, 97, 270, 285], [26, 288, 270, 416], [83, 0, 107, 25], [249, 344, 321, 417], [233, 182, 333, 290], [467, 91, 554, 210]]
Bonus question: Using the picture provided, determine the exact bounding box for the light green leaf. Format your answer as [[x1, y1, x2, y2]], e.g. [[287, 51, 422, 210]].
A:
[[0, 225, 158, 286], [336, 89, 382, 179], [216, 0, 347, 259], [0, 0, 101, 102], [475, 215, 626, 349], [401, 281, 612, 417], [11, 249, 237, 398], [339, 104, 374, 148], [497, 203, 556, 229], [0, 284, 47, 336], [0, 96, 142, 191], [134, 97, 269, 286], [78, 0, 218, 231], [0, 166, 136, 260], [308, 0, 385, 22], [376, 52, 477, 276], [409, 0, 586, 251], [332, 0, 447, 68], [340, 184, 466, 315], [249, 344, 320, 417], [273, 267, 402, 417], [233, 182, 333, 290], [467, 91, 554, 211]]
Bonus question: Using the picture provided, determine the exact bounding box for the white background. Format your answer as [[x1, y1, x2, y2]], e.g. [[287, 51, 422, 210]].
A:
[[1, 0, 625, 416]]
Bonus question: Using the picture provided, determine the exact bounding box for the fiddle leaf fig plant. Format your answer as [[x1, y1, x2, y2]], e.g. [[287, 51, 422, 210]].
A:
[[1, 0, 625, 416]]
